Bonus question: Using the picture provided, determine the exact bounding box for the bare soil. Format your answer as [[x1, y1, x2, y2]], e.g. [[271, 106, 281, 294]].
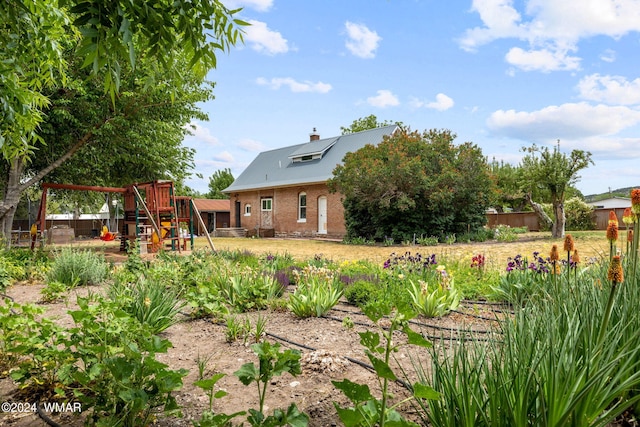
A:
[[0, 233, 608, 426], [0, 281, 501, 426]]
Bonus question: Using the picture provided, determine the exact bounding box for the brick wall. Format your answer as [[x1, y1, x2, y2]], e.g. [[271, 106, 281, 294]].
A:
[[229, 184, 346, 238]]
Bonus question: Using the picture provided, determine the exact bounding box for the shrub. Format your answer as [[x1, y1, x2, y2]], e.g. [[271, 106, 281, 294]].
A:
[[493, 224, 518, 243], [565, 197, 596, 230], [46, 248, 109, 287], [344, 280, 380, 307]]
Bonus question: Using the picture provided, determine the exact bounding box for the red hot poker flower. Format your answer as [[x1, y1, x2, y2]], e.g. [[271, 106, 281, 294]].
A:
[[563, 234, 575, 253], [606, 221, 619, 242], [608, 210, 618, 226], [631, 189, 640, 215], [607, 255, 624, 283]]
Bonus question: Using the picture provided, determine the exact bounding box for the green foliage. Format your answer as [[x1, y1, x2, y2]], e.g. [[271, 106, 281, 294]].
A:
[[565, 196, 596, 230], [225, 314, 250, 343], [233, 341, 309, 426], [3, 294, 187, 426], [344, 281, 381, 307], [288, 267, 343, 318], [492, 224, 519, 242], [113, 278, 186, 334], [414, 260, 640, 427], [193, 373, 245, 427], [330, 129, 494, 242], [340, 115, 401, 134], [46, 248, 109, 287], [333, 306, 439, 427], [416, 235, 439, 246], [40, 280, 69, 303], [519, 142, 594, 237], [208, 168, 234, 199], [408, 278, 460, 318], [488, 159, 527, 212]]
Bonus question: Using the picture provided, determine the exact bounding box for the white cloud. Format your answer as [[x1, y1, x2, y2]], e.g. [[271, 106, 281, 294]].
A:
[[366, 90, 399, 108], [255, 77, 332, 93], [487, 102, 640, 141], [600, 49, 616, 63], [237, 138, 267, 152], [224, 0, 273, 12], [505, 46, 580, 72], [213, 151, 235, 163], [577, 74, 640, 105], [460, 0, 640, 72], [184, 122, 220, 146], [410, 93, 454, 111], [245, 20, 289, 55], [427, 93, 455, 111], [344, 21, 381, 59]]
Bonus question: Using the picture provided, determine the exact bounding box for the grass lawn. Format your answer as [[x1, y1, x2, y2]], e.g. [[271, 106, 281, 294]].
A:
[[194, 230, 610, 272]]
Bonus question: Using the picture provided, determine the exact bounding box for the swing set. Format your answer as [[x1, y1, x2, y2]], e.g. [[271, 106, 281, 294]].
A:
[[33, 181, 214, 253]]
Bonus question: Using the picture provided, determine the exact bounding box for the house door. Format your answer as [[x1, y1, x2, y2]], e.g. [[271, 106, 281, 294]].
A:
[[317, 196, 327, 234], [235, 201, 241, 227]]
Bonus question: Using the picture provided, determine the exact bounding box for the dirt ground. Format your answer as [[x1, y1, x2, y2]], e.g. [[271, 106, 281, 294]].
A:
[[0, 278, 500, 427]]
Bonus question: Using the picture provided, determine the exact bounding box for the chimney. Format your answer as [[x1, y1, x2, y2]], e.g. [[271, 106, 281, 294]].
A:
[[309, 127, 320, 141]]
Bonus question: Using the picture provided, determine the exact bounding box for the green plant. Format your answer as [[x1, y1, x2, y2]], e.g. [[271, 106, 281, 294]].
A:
[[444, 234, 456, 245], [344, 281, 380, 307], [493, 225, 518, 243], [187, 284, 229, 320], [288, 277, 343, 318], [196, 352, 215, 381], [4, 294, 187, 426], [117, 278, 186, 334], [252, 314, 268, 343], [193, 373, 245, 427], [46, 248, 109, 286], [40, 279, 71, 303], [416, 235, 439, 246], [234, 341, 309, 426], [342, 316, 355, 330], [332, 304, 440, 426], [225, 314, 249, 343], [408, 278, 460, 318], [218, 271, 281, 312]]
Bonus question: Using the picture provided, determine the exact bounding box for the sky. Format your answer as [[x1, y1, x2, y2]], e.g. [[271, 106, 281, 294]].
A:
[[182, 0, 640, 197]]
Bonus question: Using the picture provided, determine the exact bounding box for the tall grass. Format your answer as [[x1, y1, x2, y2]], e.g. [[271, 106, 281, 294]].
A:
[[412, 258, 640, 427], [46, 248, 109, 286]]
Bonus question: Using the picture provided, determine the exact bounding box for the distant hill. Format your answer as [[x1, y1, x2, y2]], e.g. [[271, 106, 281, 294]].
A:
[[584, 186, 639, 202]]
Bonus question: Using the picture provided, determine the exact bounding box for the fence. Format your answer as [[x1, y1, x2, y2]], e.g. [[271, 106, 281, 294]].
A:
[[486, 208, 631, 232]]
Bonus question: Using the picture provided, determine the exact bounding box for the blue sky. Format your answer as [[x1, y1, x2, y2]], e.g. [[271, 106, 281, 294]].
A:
[[183, 0, 640, 197]]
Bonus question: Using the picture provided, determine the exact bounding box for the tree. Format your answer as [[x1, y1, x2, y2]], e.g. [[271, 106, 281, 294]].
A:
[[489, 159, 527, 212], [519, 142, 593, 238], [0, 1, 246, 241], [329, 129, 494, 242], [207, 169, 234, 199], [340, 115, 402, 135]]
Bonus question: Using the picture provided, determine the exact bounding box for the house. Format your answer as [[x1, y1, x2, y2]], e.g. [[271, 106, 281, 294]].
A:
[[223, 125, 399, 238], [586, 197, 631, 210], [192, 198, 230, 235]]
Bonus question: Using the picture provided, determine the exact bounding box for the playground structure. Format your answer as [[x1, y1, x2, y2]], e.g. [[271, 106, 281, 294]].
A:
[[34, 180, 214, 252]]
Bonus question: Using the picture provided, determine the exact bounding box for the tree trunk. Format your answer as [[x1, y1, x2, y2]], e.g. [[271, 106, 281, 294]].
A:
[[1, 158, 27, 246], [525, 192, 553, 232], [0, 119, 108, 246], [552, 199, 566, 238]]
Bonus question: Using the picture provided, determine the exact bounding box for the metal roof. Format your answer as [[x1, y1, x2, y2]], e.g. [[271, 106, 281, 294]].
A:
[[223, 125, 399, 193], [193, 199, 231, 212]]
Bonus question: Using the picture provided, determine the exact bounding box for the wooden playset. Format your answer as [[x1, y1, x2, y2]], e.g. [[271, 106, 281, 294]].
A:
[[34, 180, 214, 252]]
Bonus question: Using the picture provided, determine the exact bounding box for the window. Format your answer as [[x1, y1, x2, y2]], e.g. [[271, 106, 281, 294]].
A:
[[298, 192, 307, 221], [244, 204, 251, 216], [261, 198, 272, 211]]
